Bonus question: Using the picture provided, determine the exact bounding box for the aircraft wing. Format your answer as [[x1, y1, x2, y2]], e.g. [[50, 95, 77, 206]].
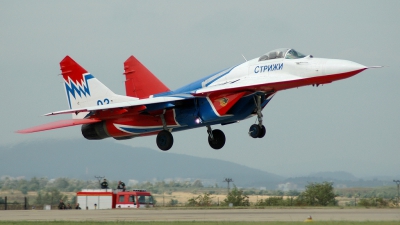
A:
[[16, 119, 101, 133], [44, 95, 194, 116]]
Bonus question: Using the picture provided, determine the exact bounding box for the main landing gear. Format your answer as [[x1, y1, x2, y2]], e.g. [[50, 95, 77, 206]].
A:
[[156, 125, 226, 151], [156, 93, 270, 150], [249, 95, 266, 139], [156, 110, 174, 151], [156, 130, 174, 151], [207, 125, 226, 150]]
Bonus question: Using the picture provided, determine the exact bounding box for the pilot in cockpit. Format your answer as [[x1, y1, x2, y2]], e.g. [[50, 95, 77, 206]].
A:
[[259, 48, 307, 61]]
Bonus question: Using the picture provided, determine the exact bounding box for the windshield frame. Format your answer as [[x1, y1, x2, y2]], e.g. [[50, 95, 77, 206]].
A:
[[284, 49, 307, 59], [258, 48, 307, 61]]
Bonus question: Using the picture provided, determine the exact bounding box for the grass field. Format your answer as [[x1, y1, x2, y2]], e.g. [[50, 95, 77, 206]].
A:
[[0, 222, 399, 225]]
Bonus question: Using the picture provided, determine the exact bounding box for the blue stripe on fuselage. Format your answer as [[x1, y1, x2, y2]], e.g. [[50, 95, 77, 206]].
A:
[[119, 94, 275, 135], [171, 94, 274, 133], [154, 65, 238, 97]]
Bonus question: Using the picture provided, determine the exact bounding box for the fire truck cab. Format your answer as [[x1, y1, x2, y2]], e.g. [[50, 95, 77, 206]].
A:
[[116, 189, 154, 208]]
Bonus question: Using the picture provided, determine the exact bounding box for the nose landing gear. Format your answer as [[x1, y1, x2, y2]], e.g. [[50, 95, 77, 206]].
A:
[[249, 94, 266, 139], [249, 124, 266, 138]]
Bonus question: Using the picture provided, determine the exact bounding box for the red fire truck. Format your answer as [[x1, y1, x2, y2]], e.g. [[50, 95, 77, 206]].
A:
[[76, 189, 154, 209]]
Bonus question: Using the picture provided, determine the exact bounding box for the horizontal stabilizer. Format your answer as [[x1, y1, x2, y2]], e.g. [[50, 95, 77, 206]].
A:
[[16, 119, 100, 134]]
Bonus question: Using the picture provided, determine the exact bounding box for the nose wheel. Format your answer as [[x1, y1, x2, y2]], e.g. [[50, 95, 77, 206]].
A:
[[249, 124, 266, 138], [249, 94, 266, 139], [207, 126, 226, 149]]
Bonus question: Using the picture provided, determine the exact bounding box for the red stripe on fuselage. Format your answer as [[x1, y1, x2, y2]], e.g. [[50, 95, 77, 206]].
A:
[[89, 105, 147, 120], [271, 68, 367, 92], [104, 109, 179, 137]]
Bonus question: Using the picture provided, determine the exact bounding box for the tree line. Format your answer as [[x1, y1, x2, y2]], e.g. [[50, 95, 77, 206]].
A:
[[186, 182, 338, 207], [1, 176, 397, 207], [0, 177, 210, 194]]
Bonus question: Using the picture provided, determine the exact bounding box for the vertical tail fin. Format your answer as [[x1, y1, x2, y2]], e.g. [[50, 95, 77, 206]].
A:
[[60, 56, 116, 110], [60, 56, 135, 119], [123, 56, 170, 99]]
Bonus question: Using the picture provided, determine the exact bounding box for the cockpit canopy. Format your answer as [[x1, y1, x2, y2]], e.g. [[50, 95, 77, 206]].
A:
[[259, 48, 307, 61]]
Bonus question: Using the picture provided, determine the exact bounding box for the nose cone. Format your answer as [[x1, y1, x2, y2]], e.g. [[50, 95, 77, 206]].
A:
[[325, 59, 367, 75]]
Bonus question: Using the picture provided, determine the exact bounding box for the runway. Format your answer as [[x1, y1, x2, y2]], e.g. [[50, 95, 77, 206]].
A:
[[0, 208, 400, 221]]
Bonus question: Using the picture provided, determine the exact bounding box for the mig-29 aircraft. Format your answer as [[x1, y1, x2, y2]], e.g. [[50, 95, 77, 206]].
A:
[[18, 48, 374, 151]]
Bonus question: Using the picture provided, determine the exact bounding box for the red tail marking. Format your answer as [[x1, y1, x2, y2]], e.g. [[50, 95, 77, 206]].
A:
[[60, 56, 88, 85], [124, 56, 170, 99]]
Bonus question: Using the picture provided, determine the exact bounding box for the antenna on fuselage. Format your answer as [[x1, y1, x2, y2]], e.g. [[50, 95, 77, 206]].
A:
[[241, 54, 248, 62]]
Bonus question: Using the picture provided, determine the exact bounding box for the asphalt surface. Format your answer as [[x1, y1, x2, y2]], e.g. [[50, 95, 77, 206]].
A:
[[0, 208, 400, 222]]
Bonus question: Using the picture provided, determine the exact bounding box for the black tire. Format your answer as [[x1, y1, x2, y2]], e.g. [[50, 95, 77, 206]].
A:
[[249, 124, 260, 138], [208, 129, 226, 150], [258, 125, 266, 138], [156, 130, 174, 151]]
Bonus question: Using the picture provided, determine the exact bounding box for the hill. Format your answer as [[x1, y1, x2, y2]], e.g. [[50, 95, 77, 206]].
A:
[[309, 171, 358, 181], [0, 140, 283, 188]]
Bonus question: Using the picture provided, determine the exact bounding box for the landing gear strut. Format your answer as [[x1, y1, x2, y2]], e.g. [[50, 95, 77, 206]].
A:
[[156, 110, 174, 151], [249, 95, 266, 138], [207, 126, 226, 149]]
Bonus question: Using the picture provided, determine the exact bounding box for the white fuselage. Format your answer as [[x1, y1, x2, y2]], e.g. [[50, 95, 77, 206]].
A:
[[195, 56, 366, 94]]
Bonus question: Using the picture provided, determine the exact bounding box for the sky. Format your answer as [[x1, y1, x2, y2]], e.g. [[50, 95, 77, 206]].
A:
[[1, 1, 399, 178]]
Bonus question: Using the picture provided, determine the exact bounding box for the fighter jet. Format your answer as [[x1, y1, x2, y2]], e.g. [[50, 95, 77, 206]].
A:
[[18, 48, 375, 151]]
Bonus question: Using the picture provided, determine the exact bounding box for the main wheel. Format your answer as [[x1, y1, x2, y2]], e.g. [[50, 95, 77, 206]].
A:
[[208, 129, 226, 150], [249, 124, 260, 138], [156, 130, 174, 151], [258, 125, 266, 138]]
